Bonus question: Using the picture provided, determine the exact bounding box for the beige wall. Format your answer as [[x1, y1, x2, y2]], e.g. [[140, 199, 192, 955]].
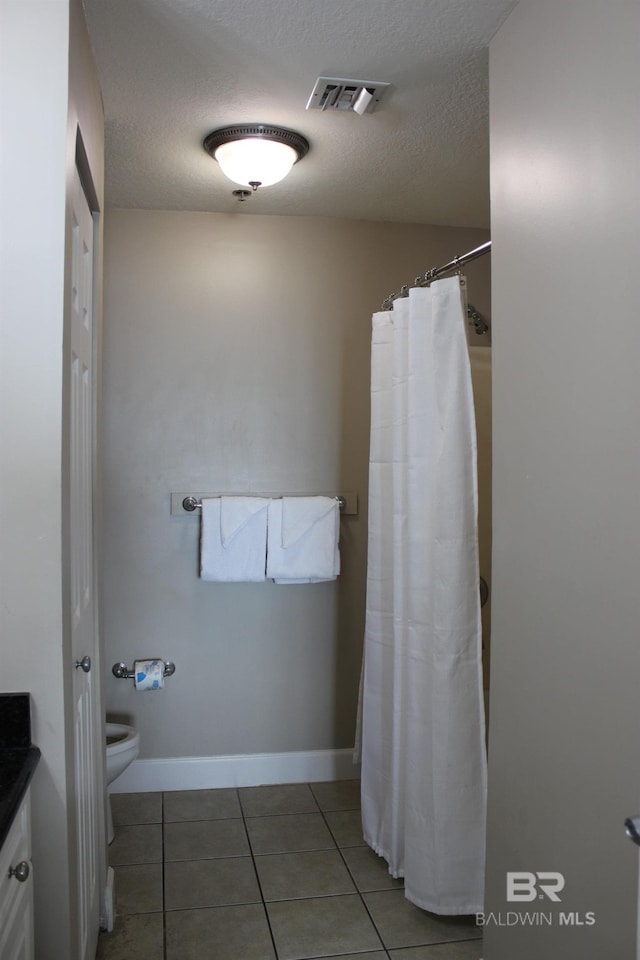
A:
[[486, 0, 640, 956], [101, 210, 490, 760], [0, 0, 104, 955]]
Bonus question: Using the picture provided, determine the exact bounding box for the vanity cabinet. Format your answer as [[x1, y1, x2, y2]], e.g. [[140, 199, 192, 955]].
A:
[[0, 791, 33, 960]]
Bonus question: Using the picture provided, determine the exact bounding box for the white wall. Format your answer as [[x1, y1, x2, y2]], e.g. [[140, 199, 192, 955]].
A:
[[0, 0, 104, 955], [486, 0, 640, 956], [101, 210, 491, 779]]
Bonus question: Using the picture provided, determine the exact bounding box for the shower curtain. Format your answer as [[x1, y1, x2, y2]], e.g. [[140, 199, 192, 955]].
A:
[[359, 276, 487, 914]]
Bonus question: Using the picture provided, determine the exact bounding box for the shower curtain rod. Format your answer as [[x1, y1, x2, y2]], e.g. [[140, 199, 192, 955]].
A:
[[381, 239, 491, 310]]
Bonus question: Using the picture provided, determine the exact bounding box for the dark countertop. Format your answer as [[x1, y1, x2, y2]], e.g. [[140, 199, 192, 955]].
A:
[[0, 693, 40, 850]]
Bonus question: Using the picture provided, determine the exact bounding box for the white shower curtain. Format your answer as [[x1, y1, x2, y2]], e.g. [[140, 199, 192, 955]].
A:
[[360, 276, 487, 915]]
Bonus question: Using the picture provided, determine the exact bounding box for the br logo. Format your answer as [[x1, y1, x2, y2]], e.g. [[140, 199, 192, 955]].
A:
[[507, 872, 565, 902]]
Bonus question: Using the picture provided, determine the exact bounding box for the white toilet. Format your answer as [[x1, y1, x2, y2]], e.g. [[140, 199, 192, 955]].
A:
[[105, 722, 140, 843]]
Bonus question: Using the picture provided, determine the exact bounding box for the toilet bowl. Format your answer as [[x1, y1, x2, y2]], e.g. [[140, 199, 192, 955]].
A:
[[105, 722, 140, 843]]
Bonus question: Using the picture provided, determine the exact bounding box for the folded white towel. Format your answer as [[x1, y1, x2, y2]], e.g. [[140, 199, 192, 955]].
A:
[[220, 496, 269, 546], [200, 497, 270, 582], [267, 496, 340, 583]]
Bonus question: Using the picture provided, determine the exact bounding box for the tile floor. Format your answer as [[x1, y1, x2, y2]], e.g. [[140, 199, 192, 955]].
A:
[[96, 781, 483, 960]]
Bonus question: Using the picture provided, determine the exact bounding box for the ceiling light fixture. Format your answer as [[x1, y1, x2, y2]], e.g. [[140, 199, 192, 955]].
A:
[[203, 124, 310, 191]]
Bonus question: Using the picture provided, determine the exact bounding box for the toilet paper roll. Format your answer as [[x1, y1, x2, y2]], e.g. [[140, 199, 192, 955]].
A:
[[134, 659, 165, 691]]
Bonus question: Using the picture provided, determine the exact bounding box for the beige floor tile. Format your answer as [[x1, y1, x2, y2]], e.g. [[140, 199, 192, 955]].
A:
[[246, 812, 336, 855], [110, 792, 162, 826], [113, 863, 163, 915], [341, 845, 404, 892], [165, 903, 276, 960], [324, 809, 366, 848], [267, 893, 383, 959], [165, 855, 261, 909], [164, 817, 250, 860], [256, 849, 356, 901], [239, 782, 319, 817], [164, 787, 241, 821], [364, 889, 481, 950], [95, 913, 163, 960], [102, 785, 484, 960], [309, 779, 361, 811], [108, 823, 162, 866]]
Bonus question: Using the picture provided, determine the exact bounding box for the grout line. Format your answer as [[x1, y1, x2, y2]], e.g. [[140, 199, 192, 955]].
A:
[[161, 792, 167, 960], [247, 782, 385, 960], [238, 788, 281, 960], [316, 803, 390, 956], [310, 953, 390, 959]]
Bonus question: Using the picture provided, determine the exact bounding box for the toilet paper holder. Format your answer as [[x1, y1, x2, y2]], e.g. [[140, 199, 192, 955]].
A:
[[112, 660, 176, 680]]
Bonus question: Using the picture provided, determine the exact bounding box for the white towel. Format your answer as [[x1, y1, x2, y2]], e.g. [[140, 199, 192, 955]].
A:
[[267, 496, 340, 583], [200, 496, 270, 582]]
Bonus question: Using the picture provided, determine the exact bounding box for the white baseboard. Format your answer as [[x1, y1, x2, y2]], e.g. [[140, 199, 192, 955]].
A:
[[108, 748, 360, 794]]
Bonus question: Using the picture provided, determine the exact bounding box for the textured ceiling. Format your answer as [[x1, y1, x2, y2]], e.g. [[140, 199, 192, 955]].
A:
[[84, 0, 518, 227]]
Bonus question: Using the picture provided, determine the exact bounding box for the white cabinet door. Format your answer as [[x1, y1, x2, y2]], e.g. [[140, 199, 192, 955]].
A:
[[0, 794, 34, 960]]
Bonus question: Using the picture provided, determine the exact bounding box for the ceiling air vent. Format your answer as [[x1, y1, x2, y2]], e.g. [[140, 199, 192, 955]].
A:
[[306, 77, 390, 115]]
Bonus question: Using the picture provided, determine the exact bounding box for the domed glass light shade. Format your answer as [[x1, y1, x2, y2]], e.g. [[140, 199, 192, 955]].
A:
[[203, 125, 310, 190]]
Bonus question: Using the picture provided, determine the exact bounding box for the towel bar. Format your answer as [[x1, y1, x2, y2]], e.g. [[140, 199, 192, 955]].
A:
[[112, 661, 176, 679], [170, 491, 358, 517], [182, 494, 345, 513]]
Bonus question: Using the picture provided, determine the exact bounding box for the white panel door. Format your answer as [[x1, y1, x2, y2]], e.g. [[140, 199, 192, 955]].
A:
[[69, 165, 101, 960]]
